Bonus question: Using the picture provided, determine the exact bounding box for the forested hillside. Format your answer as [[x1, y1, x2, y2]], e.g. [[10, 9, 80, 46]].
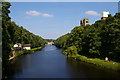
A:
[[55, 13, 120, 62], [2, 2, 46, 78]]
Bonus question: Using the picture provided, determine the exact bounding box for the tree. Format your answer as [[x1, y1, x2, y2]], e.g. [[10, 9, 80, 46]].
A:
[[55, 12, 120, 62]]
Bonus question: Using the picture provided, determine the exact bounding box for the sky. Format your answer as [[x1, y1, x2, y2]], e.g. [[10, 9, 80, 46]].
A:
[[9, 2, 118, 39], [5, 0, 120, 2]]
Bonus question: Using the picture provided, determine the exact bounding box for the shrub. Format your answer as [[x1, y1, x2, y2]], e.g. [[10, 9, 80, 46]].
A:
[[62, 46, 78, 57]]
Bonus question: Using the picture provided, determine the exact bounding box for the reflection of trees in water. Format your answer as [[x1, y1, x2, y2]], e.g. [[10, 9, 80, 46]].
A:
[[7, 57, 23, 78], [67, 58, 90, 70], [66, 58, 87, 78], [67, 57, 120, 79]]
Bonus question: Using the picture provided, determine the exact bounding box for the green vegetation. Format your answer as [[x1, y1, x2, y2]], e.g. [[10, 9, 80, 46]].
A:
[[45, 39, 55, 42], [55, 33, 70, 48], [30, 46, 42, 51], [24, 46, 42, 54], [14, 51, 24, 57], [71, 55, 120, 71], [2, 2, 46, 79], [2, 2, 46, 59], [0, 1, 2, 61], [10, 47, 42, 58], [55, 13, 120, 71], [62, 46, 78, 57]]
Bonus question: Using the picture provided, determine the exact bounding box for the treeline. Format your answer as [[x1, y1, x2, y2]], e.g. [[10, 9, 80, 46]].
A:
[[45, 39, 55, 42], [8, 22, 46, 48], [2, 2, 46, 78], [55, 13, 120, 62]]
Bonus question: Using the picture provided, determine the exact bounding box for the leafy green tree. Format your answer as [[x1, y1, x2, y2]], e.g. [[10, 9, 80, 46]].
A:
[[62, 46, 78, 57], [2, 2, 46, 79], [55, 12, 120, 62], [54, 33, 70, 49], [2, 2, 12, 79]]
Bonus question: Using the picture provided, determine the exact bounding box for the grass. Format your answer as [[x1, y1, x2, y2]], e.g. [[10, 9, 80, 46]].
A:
[[14, 51, 24, 57], [69, 54, 120, 71], [23, 50, 34, 54], [24, 47, 42, 54], [10, 47, 42, 59], [30, 47, 42, 51]]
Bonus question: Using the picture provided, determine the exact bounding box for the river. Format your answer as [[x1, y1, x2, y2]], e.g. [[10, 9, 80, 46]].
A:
[[9, 45, 120, 79]]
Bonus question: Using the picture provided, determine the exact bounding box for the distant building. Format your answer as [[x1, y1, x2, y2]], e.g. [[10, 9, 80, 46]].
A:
[[118, 1, 120, 12], [13, 43, 22, 48], [23, 44, 31, 50], [80, 19, 89, 26], [47, 42, 54, 45], [13, 43, 22, 51], [101, 11, 109, 20]]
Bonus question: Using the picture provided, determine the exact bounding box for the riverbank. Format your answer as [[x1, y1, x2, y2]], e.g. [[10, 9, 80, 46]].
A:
[[24, 46, 42, 54], [9, 46, 43, 60], [67, 54, 120, 71], [8, 45, 120, 79]]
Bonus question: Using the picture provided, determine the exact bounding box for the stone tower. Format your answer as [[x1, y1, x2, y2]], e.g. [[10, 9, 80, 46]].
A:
[[80, 19, 89, 26]]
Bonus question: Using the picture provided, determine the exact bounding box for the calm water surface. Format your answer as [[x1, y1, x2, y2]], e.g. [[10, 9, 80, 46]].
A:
[[9, 45, 120, 79]]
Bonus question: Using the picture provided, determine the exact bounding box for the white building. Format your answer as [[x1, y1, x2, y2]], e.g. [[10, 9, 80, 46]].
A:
[[101, 11, 109, 20], [13, 43, 22, 48], [23, 44, 31, 50], [102, 11, 109, 17]]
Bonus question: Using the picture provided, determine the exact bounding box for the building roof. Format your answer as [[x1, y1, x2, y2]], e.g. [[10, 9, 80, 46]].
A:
[[15, 43, 21, 45], [13, 43, 22, 47], [23, 44, 31, 47]]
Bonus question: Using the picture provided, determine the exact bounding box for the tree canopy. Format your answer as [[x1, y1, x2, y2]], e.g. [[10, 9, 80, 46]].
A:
[[2, 2, 46, 79], [55, 12, 120, 62]]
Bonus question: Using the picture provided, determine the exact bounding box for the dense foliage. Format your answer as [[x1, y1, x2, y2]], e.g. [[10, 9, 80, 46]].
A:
[[8, 23, 46, 48], [55, 13, 120, 62], [2, 2, 46, 79], [62, 46, 78, 57], [55, 33, 70, 48], [45, 39, 54, 42]]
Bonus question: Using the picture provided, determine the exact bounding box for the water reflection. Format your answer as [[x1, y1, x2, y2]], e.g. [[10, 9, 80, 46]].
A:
[[67, 58, 120, 79], [8, 45, 120, 79]]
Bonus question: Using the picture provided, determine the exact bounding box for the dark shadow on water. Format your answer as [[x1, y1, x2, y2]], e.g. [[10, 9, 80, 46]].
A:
[[67, 58, 120, 79], [7, 45, 120, 79]]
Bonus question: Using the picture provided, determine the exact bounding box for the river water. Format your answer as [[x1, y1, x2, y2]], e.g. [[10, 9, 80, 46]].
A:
[[9, 45, 120, 79]]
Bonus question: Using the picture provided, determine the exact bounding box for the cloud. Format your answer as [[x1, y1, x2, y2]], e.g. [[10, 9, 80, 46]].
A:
[[42, 13, 54, 17], [26, 11, 41, 16], [26, 10, 54, 17], [85, 11, 100, 16]]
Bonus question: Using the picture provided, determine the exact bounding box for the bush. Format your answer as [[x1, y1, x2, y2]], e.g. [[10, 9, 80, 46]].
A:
[[62, 46, 78, 57], [74, 55, 120, 71], [30, 47, 42, 51], [14, 51, 24, 57], [23, 50, 34, 54]]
